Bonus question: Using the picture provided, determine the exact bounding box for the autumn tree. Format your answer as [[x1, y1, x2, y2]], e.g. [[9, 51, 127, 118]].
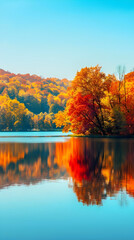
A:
[[55, 66, 117, 135]]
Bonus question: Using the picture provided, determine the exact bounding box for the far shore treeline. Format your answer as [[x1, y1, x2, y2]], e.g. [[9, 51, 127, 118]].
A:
[[0, 68, 70, 131], [0, 66, 134, 135]]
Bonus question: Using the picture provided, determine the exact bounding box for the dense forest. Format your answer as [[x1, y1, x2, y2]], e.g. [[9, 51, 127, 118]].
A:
[[0, 69, 70, 131], [0, 66, 134, 135]]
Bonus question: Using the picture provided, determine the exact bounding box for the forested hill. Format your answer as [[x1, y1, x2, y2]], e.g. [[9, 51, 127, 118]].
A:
[[0, 69, 70, 131]]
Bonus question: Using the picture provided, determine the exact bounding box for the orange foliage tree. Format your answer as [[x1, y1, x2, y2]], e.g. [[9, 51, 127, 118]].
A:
[[55, 65, 134, 135]]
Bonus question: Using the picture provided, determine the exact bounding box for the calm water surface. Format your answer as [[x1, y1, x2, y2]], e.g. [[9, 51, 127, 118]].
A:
[[0, 133, 134, 240]]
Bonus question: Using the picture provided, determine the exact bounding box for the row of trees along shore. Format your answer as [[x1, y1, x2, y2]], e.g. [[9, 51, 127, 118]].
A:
[[0, 66, 134, 135]]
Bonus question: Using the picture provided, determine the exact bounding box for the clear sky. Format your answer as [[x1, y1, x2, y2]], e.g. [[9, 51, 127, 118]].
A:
[[0, 0, 134, 79]]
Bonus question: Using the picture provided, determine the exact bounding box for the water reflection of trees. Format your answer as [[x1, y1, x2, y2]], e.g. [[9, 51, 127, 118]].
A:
[[55, 138, 134, 205], [0, 138, 134, 205], [0, 142, 68, 187]]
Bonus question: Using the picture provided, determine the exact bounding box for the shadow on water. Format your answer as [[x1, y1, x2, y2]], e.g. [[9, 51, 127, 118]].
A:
[[0, 137, 134, 205]]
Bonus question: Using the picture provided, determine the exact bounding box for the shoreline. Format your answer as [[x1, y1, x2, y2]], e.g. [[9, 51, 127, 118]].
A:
[[70, 134, 134, 138], [0, 132, 133, 138]]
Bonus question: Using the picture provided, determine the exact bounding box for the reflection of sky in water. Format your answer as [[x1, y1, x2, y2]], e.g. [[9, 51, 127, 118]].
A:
[[0, 132, 72, 143], [0, 137, 70, 143], [0, 136, 134, 239], [0, 181, 134, 240], [0, 131, 72, 137]]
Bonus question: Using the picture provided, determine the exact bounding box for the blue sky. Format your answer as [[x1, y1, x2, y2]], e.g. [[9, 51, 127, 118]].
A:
[[0, 0, 134, 79]]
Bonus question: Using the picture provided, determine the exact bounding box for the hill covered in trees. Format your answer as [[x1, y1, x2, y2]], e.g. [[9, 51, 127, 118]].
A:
[[0, 69, 70, 131]]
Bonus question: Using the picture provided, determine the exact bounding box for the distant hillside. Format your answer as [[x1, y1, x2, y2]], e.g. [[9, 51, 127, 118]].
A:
[[0, 69, 70, 131]]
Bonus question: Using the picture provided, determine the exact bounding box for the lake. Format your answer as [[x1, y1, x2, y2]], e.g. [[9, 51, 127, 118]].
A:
[[0, 133, 134, 240]]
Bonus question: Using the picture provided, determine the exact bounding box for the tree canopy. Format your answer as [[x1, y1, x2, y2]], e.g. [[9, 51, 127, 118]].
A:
[[54, 65, 134, 135], [0, 69, 70, 131], [0, 66, 134, 134]]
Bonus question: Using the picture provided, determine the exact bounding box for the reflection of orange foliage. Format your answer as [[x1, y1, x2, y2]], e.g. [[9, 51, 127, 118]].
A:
[[0, 142, 68, 188], [101, 169, 111, 183], [0, 143, 28, 170], [55, 138, 134, 204], [19, 157, 41, 179], [0, 138, 134, 206], [55, 138, 93, 183], [69, 154, 92, 183], [122, 176, 134, 198], [55, 138, 109, 184]]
